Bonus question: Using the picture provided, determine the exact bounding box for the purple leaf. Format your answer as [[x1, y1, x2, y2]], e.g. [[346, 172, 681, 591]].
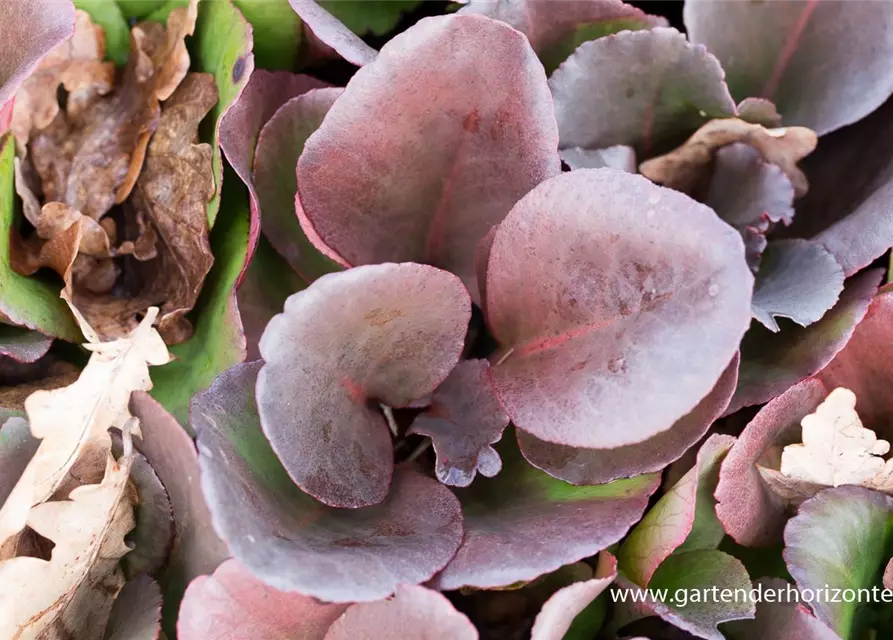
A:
[[549, 27, 736, 157], [706, 143, 795, 229], [408, 359, 509, 488], [287, 0, 377, 66], [130, 393, 229, 627], [715, 378, 828, 547], [751, 240, 844, 333], [0, 0, 75, 121], [685, 0, 893, 136], [218, 69, 328, 279], [725, 578, 839, 640], [784, 486, 893, 637], [729, 269, 881, 414], [430, 435, 658, 590], [325, 585, 477, 640], [104, 575, 162, 640], [121, 447, 173, 579], [254, 88, 343, 282], [0, 326, 52, 364], [736, 98, 782, 128], [783, 98, 893, 278], [459, 0, 665, 72], [559, 145, 636, 173], [296, 14, 559, 298], [257, 263, 470, 508], [0, 417, 37, 511], [530, 552, 617, 640], [618, 434, 734, 587], [613, 550, 754, 640], [815, 284, 893, 433], [517, 353, 738, 486], [178, 559, 347, 640], [486, 169, 752, 449], [192, 361, 464, 602]]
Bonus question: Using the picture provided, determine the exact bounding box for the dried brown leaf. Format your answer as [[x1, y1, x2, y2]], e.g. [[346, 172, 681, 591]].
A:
[[0, 451, 136, 639], [0, 309, 169, 547], [639, 118, 817, 197]]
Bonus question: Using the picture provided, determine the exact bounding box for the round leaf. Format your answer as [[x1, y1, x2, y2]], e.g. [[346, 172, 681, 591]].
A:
[[192, 361, 465, 602], [257, 263, 470, 508], [487, 169, 753, 449]]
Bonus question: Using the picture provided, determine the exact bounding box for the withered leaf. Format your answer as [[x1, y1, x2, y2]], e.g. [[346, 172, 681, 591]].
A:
[[10, 10, 114, 148], [25, 1, 197, 220], [70, 72, 217, 343], [0, 451, 136, 640], [639, 118, 817, 197]]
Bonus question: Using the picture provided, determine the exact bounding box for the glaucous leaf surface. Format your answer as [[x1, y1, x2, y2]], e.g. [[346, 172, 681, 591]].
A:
[[517, 354, 738, 485], [0, 417, 38, 517], [725, 578, 840, 640], [0, 0, 75, 121], [685, 0, 893, 135], [784, 486, 893, 638], [618, 434, 733, 587], [530, 552, 617, 640], [716, 378, 828, 547], [296, 14, 559, 298], [816, 284, 893, 436], [459, 0, 664, 73], [751, 240, 844, 333], [217, 68, 327, 276], [408, 359, 509, 488], [705, 142, 795, 229], [257, 263, 469, 508], [120, 446, 173, 579], [614, 550, 754, 640], [0, 326, 53, 363], [287, 0, 377, 66], [131, 392, 229, 633], [430, 436, 658, 590], [192, 362, 464, 602], [486, 169, 752, 449], [103, 575, 162, 640], [0, 137, 81, 341], [178, 559, 347, 640], [254, 88, 343, 281], [549, 27, 736, 157], [782, 99, 893, 276], [730, 269, 881, 414], [325, 585, 477, 640]]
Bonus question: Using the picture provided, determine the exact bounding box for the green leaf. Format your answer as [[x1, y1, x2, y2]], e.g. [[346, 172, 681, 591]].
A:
[[150, 166, 249, 427], [785, 485, 893, 639], [233, 0, 302, 70], [539, 18, 651, 75], [74, 0, 131, 66], [618, 434, 733, 588], [0, 137, 80, 342], [116, 0, 169, 20], [192, 0, 254, 226], [318, 0, 419, 36]]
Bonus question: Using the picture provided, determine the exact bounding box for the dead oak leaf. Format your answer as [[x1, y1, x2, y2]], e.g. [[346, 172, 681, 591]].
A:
[[639, 118, 817, 197], [0, 451, 136, 640], [758, 387, 893, 506], [0, 309, 168, 547]]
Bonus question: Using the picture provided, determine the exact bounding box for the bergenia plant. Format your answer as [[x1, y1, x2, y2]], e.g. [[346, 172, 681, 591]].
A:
[[3, 0, 893, 638]]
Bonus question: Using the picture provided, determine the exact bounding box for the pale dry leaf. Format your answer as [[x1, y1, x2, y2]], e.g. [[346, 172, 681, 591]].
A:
[[762, 388, 893, 504], [0, 450, 136, 640], [639, 117, 817, 196], [0, 309, 169, 547]]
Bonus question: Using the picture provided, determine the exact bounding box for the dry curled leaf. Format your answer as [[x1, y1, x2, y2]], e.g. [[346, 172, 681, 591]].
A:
[[0, 450, 136, 640], [639, 117, 817, 197], [0, 309, 169, 548], [70, 72, 217, 344], [759, 387, 893, 505]]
